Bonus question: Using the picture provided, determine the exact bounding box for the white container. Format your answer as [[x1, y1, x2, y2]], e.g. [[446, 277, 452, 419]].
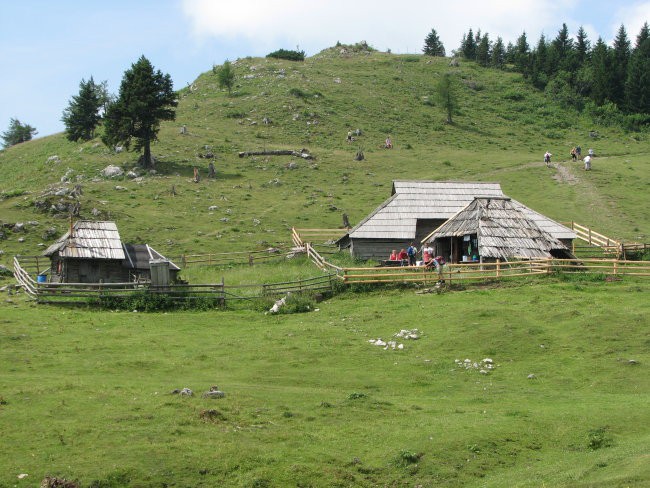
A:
[[462, 255, 468, 262]]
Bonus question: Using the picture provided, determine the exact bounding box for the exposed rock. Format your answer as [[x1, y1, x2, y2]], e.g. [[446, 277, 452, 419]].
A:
[[114, 186, 127, 191], [101, 165, 124, 178], [126, 171, 139, 179], [40, 476, 79, 488], [527, 374, 537, 379], [46, 155, 61, 164], [286, 162, 298, 170], [13, 222, 25, 232], [202, 390, 226, 399], [42, 227, 57, 240], [208, 205, 219, 211]]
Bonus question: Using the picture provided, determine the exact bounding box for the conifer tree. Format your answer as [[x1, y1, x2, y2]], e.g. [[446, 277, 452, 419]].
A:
[[490, 37, 506, 69], [436, 72, 458, 124], [1, 118, 37, 148], [62, 77, 102, 142], [590, 37, 612, 106], [611, 24, 631, 107], [625, 33, 650, 114], [461, 28, 477, 60], [423, 28, 446, 57], [514, 32, 530, 74], [102, 56, 177, 169], [217, 60, 235, 94], [575, 26, 591, 64], [476, 33, 491, 66]]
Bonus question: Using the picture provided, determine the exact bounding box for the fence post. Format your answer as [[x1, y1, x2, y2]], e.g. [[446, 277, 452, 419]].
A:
[[496, 259, 500, 278], [249, 254, 254, 266], [588, 228, 592, 245], [613, 260, 618, 275], [182, 254, 187, 268]]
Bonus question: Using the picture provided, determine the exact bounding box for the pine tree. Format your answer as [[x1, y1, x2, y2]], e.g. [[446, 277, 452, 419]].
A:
[[423, 28, 446, 57], [436, 72, 458, 124], [514, 32, 530, 74], [530, 34, 549, 89], [490, 37, 506, 69], [476, 33, 491, 67], [634, 22, 650, 49], [590, 37, 612, 106], [102, 56, 177, 169], [461, 28, 477, 60], [551, 23, 575, 73], [575, 26, 591, 64], [625, 35, 650, 114], [217, 60, 235, 94], [1, 118, 37, 148], [62, 77, 102, 142], [611, 24, 631, 107]]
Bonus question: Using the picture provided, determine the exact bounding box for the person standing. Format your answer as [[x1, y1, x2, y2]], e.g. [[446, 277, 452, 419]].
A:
[[544, 151, 552, 167], [584, 155, 592, 171], [407, 243, 418, 266]]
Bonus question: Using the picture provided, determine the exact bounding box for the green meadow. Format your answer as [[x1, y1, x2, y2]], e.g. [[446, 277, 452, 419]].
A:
[[0, 46, 649, 486]]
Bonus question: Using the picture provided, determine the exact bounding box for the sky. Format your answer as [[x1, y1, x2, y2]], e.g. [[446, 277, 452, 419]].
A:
[[1, 0, 649, 139]]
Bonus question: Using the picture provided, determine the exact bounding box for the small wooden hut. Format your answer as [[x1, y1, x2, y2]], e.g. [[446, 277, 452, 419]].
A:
[[422, 197, 575, 263], [43, 220, 179, 283]]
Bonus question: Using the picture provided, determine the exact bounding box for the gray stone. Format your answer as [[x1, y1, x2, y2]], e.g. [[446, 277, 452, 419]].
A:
[[101, 165, 124, 178], [13, 223, 25, 232], [202, 390, 225, 399]]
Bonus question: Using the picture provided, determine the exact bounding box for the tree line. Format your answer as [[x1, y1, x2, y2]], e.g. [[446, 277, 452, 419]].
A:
[[424, 22, 650, 126]]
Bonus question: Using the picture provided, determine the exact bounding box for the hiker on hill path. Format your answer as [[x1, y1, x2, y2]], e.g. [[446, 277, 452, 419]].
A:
[[570, 147, 577, 161], [385, 136, 393, 149], [347, 130, 353, 143], [544, 151, 552, 167], [584, 155, 592, 171], [576, 145, 582, 157]]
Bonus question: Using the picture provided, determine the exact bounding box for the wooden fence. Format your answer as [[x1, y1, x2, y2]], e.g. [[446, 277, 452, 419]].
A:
[[339, 258, 650, 284], [175, 248, 287, 267], [13, 256, 336, 305], [565, 222, 648, 258]]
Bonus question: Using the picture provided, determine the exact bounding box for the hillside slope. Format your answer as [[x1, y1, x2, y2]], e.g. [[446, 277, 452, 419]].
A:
[[1, 48, 648, 264]]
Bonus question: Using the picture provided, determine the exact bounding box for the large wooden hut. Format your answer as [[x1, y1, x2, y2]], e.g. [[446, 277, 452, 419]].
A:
[[422, 197, 575, 263], [43, 220, 179, 283], [337, 181, 505, 261]]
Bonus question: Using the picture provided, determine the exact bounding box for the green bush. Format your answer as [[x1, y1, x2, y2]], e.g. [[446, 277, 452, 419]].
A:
[[267, 49, 305, 61]]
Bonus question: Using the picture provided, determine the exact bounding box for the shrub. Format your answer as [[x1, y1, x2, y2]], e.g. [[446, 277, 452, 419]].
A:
[[395, 449, 422, 466], [267, 49, 305, 61], [588, 427, 613, 450]]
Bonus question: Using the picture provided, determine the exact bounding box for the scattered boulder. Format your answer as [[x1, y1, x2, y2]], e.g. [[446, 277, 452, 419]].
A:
[[527, 374, 537, 379], [114, 186, 127, 191], [13, 222, 25, 233], [126, 170, 139, 179], [101, 165, 124, 178], [46, 155, 61, 164], [114, 146, 124, 153], [42, 227, 57, 240], [180, 387, 193, 396], [202, 390, 226, 399], [199, 409, 226, 421], [286, 162, 298, 170], [208, 205, 219, 211]]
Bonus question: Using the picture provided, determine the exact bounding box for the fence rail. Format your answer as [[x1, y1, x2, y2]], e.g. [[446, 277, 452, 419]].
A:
[[12, 256, 336, 305], [340, 258, 650, 284]]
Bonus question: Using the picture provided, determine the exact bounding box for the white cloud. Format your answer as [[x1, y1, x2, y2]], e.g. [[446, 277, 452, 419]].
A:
[[180, 0, 580, 55], [615, 1, 650, 43]]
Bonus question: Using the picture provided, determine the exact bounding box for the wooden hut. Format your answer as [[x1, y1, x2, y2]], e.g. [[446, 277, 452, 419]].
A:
[[43, 221, 179, 283], [337, 181, 506, 261], [337, 180, 576, 261], [422, 197, 575, 263]]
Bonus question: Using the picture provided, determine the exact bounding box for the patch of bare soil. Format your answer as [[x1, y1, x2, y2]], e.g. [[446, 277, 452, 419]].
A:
[[552, 163, 578, 185]]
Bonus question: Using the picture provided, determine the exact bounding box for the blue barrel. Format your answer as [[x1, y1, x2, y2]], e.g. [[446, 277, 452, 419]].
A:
[[37, 274, 47, 283]]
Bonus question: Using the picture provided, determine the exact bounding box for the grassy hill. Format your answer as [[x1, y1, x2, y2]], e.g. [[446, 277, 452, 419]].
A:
[[0, 47, 649, 487], [0, 47, 648, 263]]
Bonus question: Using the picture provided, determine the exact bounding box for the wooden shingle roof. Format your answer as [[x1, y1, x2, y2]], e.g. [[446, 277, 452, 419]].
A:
[[43, 221, 126, 260], [348, 181, 506, 240], [424, 197, 570, 259]]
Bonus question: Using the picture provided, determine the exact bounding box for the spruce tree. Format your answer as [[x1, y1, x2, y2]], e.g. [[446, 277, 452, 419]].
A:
[[461, 28, 477, 60], [423, 28, 446, 57], [611, 24, 631, 108], [102, 56, 177, 169], [531, 34, 549, 89], [436, 72, 458, 124], [575, 26, 591, 64], [490, 37, 506, 69], [476, 33, 491, 67], [590, 37, 612, 106], [634, 22, 650, 49], [62, 77, 102, 142], [625, 35, 650, 114], [1, 118, 37, 148], [514, 32, 530, 74], [217, 60, 235, 94]]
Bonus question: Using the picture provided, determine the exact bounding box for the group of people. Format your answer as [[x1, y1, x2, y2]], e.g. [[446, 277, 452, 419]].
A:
[[545, 145, 594, 171], [389, 243, 445, 270]]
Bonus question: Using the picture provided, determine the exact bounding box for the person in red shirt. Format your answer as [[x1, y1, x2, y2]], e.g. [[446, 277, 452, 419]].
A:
[[389, 250, 398, 260], [397, 249, 408, 261]]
